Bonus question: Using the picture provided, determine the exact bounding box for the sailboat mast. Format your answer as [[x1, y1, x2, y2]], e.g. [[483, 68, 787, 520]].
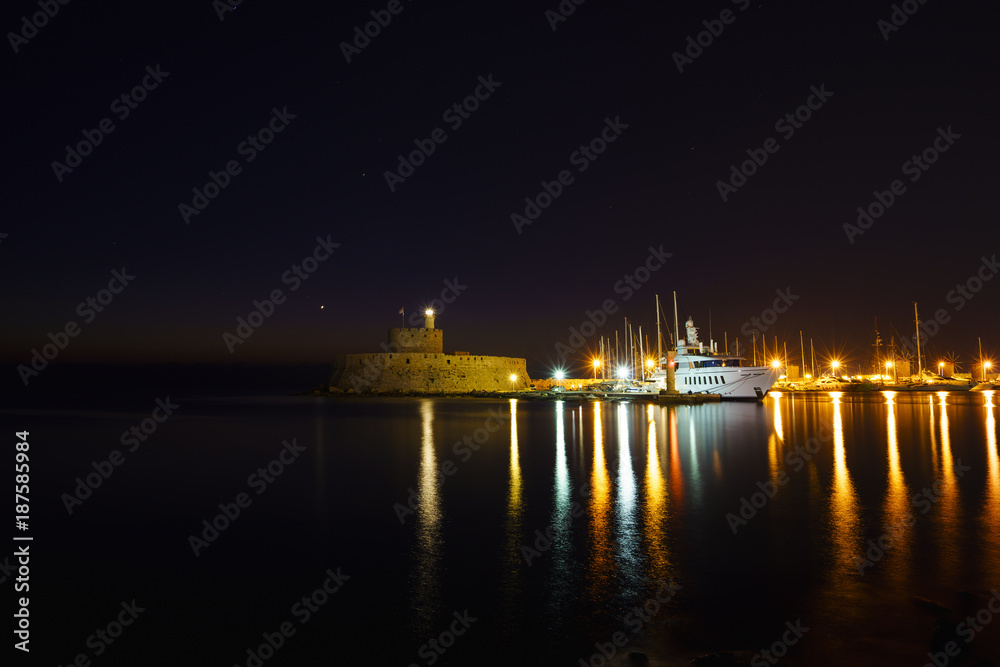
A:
[[799, 331, 805, 379], [873, 317, 881, 376], [914, 302, 922, 377], [656, 294, 662, 366], [639, 325, 644, 380], [673, 292, 680, 352], [980, 336, 985, 382]]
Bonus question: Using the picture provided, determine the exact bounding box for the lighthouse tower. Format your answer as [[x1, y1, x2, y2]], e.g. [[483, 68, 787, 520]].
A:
[[387, 310, 443, 354]]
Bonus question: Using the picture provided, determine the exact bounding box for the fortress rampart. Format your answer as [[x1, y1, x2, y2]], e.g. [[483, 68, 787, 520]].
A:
[[329, 352, 528, 393], [328, 316, 530, 394]]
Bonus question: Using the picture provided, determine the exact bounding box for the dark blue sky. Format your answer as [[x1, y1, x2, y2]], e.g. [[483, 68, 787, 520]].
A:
[[2, 0, 997, 385]]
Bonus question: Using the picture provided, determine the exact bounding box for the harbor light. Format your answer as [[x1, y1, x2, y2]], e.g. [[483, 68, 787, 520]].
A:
[[986, 361, 993, 382], [771, 359, 781, 369], [831, 360, 840, 377], [616, 367, 628, 379], [938, 362, 944, 375], [592, 358, 601, 380], [646, 358, 655, 369], [424, 309, 433, 316], [554, 370, 565, 380], [509, 374, 517, 392]]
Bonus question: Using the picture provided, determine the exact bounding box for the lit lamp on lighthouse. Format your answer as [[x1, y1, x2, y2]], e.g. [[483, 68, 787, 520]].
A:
[[424, 309, 435, 329]]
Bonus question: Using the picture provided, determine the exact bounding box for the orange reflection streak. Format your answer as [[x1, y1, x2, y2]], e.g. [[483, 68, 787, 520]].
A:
[[588, 402, 612, 599], [644, 405, 670, 579], [773, 393, 785, 441], [829, 393, 860, 571], [928, 394, 939, 471], [504, 400, 523, 569], [881, 393, 912, 583], [508, 399, 522, 518], [983, 393, 999, 570], [667, 407, 684, 508], [414, 400, 442, 631], [417, 400, 442, 550], [767, 394, 785, 485], [501, 399, 523, 626], [934, 392, 961, 585]]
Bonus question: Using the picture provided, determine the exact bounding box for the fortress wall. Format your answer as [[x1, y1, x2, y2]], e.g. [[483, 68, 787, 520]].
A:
[[329, 352, 529, 393], [387, 327, 443, 354]]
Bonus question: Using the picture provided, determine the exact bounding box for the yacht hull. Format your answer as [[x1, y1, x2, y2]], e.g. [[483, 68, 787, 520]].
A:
[[665, 365, 782, 399]]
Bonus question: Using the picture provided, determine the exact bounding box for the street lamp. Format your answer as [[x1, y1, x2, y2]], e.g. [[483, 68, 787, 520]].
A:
[[831, 360, 840, 378], [938, 362, 944, 377], [509, 374, 517, 392], [986, 361, 993, 382], [886, 360, 896, 384], [593, 358, 601, 380]]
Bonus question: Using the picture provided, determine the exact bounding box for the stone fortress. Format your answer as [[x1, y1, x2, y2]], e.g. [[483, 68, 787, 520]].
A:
[[327, 311, 530, 394]]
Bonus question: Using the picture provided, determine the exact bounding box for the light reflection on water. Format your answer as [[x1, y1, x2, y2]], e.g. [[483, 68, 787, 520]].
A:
[[768, 392, 784, 486], [615, 403, 640, 600], [545, 401, 574, 624], [881, 392, 912, 587], [933, 392, 962, 588], [501, 399, 523, 634], [587, 402, 613, 605], [412, 399, 442, 634], [829, 393, 861, 575], [982, 392, 998, 575], [643, 405, 671, 582], [400, 392, 999, 664]]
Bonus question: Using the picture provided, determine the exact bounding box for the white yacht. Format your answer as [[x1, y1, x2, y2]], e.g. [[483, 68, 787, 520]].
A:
[[650, 317, 782, 399]]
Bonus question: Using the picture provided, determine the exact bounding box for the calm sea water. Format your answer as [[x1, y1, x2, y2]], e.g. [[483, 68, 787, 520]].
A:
[[6, 375, 999, 666]]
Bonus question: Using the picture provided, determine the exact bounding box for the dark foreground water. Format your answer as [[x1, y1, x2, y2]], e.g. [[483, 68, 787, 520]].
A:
[[4, 377, 1000, 666]]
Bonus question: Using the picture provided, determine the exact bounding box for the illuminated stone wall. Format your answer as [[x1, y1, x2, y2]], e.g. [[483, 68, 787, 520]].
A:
[[329, 351, 529, 393], [387, 327, 443, 354]]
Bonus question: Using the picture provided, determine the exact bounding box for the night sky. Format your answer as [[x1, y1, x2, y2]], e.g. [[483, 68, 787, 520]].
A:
[[2, 0, 997, 384]]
